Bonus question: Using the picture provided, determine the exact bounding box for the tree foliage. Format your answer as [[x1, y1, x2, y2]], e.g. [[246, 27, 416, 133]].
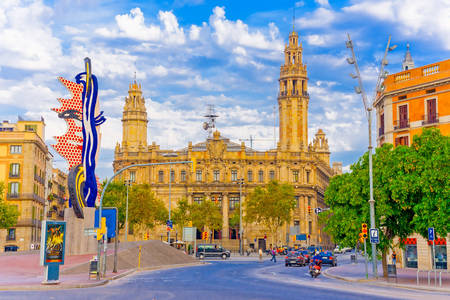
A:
[[0, 182, 20, 229], [321, 128, 449, 276], [244, 181, 296, 245], [229, 203, 240, 229], [172, 198, 191, 232], [102, 181, 127, 229], [190, 199, 223, 233]]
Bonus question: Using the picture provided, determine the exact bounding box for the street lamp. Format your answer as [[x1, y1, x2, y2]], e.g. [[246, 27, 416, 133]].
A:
[[346, 33, 396, 279], [163, 153, 179, 246], [124, 179, 132, 242], [237, 178, 245, 256]]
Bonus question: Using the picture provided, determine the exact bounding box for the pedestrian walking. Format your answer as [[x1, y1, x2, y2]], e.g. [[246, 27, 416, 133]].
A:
[[270, 248, 276, 263], [259, 248, 263, 262], [392, 251, 397, 265]]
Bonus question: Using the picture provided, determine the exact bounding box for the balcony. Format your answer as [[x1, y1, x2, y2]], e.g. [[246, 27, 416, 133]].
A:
[[7, 193, 19, 199], [9, 173, 20, 178], [6, 193, 45, 204], [422, 114, 439, 125], [379, 127, 385, 136], [394, 119, 409, 130]]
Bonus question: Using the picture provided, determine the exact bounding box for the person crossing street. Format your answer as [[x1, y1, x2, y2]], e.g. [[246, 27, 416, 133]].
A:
[[270, 248, 277, 263]]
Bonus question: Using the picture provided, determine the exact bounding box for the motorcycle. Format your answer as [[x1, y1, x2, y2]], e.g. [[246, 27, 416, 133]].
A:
[[309, 264, 321, 278]]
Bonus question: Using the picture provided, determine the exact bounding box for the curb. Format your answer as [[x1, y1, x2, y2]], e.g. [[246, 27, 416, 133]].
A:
[[0, 262, 204, 291], [323, 267, 450, 293]]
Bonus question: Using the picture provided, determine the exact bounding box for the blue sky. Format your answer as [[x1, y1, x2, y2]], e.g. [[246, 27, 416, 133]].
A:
[[0, 0, 448, 179]]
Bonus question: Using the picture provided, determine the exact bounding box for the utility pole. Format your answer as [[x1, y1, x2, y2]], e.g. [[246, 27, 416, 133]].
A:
[[346, 33, 396, 279], [237, 178, 244, 256], [124, 180, 132, 242]]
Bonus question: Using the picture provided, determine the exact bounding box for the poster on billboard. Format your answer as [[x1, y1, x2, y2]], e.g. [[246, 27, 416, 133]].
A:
[[40, 221, 66, 265]]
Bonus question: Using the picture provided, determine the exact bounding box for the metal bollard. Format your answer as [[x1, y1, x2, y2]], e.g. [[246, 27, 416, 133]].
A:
[[439, 271, 442, 287], [138, 245, 142, 269], [428, 271, 431, 286], [416, 270, 419, 285]]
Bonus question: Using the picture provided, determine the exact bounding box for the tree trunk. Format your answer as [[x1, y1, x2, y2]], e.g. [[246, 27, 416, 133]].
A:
[[381, 247, 388, 278]]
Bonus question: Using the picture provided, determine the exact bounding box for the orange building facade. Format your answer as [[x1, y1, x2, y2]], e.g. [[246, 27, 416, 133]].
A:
[[375, 59, 450, 147]]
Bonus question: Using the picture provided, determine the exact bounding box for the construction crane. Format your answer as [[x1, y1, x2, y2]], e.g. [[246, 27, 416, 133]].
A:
[[239, 135, 274, 150]]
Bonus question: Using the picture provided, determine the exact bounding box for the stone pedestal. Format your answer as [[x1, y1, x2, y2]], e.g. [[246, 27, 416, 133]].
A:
[[64, 207, 97, 255]]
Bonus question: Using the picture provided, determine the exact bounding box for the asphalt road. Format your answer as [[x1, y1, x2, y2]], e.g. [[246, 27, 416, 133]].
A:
[[0, 257, 447, 300]]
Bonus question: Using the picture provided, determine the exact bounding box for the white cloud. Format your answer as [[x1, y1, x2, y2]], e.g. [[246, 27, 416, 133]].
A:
[[315, 0, 331, 8], [295, 1, 305, 8], [343, 0, 450, 49], [0, 0, 63, 71], [96, 8, 185, 45], [64, 25, 84, 35], [305, 34, 334, 46], [297, 8, 338, 29]]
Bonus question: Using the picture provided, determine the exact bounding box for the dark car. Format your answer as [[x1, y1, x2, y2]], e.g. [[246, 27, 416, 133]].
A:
[[196, 244, 231, 259], [299, 250, 311, 263], [319, 251, 337, 266], [285, 251, 306, 267]]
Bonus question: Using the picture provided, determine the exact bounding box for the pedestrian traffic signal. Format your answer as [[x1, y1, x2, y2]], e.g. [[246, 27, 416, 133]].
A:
[[307, 206, 312, 214]]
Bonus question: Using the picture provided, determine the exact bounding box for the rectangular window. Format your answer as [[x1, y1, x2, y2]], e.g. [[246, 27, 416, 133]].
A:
[[293, 170, 299, 182], [229, 196, 240, 210], [196, 170, 202, 182], [426, 99, 437, 124], [308, 221, 312, 235], [294, 220, 300, 235], [158, 170, 164, 183], [25, 124, 37, 132], [307, 196, 311, 206], [398, 105, 409, 128], [398, 95, 407, 100], [9, 182, 19, 196], [212, 195, 222, 207], [193, 196, 203, 205], [405, 244, 418, 268], [379, 113, 385, 136], [395, 136, 409, 146], [292, 80, 297, 95], [213, 170, 220, 182], [306, 171, 310, 183], [7, 228, 15, 241], [129, 171, 136, 183], [10, 163, 20, 177], [269, 170, 275, 181], [10, 145, 22, 154], [170, 170, 175, 183], [180, 170, 186, 182], [231, 170, 237, 182], [258, 170, 264, 183], [247, 170, 253, 182], [295, 196, 300, 208]]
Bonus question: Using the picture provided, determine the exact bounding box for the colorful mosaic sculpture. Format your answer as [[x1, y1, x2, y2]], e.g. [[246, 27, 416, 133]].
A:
[[52, 58, 106, 218]]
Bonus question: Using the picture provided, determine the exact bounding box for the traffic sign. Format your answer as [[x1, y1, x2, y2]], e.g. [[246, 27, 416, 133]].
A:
[[314, 207, 322, 215], [84, 228, 97, 236], [167, 220, 173, 229], [369, 228, 379, 244], [428, 227, 435, 241]]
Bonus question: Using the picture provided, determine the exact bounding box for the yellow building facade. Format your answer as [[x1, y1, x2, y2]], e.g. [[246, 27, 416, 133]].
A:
[[113, 31, 340, 250], [0, 118, 48, 252], [46, 168, 69, 221]]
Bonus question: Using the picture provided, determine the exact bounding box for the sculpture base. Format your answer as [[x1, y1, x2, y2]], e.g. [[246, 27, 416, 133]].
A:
[[64, 207, 97, 255]]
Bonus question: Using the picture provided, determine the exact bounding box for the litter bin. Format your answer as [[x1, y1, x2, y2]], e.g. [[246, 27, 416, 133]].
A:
[[89, 259, 99, 280], [350, 254, 356, 263]]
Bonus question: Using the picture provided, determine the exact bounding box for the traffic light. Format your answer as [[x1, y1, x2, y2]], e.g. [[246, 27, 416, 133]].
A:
[[361, 224, 368, 239], [307, 206, 312, 214], [202, 231, 208, 240]]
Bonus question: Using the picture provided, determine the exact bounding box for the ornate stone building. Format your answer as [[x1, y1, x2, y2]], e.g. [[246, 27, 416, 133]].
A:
[[113, 30, 340, 250]]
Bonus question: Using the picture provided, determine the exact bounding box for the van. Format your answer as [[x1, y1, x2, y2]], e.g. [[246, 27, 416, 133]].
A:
[[196, 244, 231, 259]]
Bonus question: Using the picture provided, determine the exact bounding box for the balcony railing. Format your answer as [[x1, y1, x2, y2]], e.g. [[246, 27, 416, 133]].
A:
[[394, 119, 410, 130], [422, 114, 439, 125], [379, 127, 385, 136], [6, 193, 45, 204], [9, 173, 20, 178]]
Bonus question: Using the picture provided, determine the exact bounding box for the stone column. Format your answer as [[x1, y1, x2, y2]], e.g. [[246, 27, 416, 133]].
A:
[[222, 193, 229, 239]]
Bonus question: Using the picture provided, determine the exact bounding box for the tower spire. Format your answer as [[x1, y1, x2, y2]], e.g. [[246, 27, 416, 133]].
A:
[[293, 6, 295, 32], [402, 43, 415, 71]]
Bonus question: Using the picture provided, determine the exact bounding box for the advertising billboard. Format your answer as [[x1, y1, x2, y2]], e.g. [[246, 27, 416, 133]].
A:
[[41, 221, 66, 265]]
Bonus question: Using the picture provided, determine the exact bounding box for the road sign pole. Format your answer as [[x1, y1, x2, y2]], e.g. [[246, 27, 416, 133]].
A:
[[433, 242, 436, 287], [364, 239, 368, 279]]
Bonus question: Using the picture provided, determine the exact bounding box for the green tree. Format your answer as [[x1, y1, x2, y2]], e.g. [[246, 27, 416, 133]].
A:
[[190, 198, 222, 242], [172, 198, 191, 232], [0, 183, 20, 228], [244, 181, 295, 247], [101, 181, 127, 230], [128, 184, 168, 230], [229, 203, 240, 230], [321, 128, 449, 277]]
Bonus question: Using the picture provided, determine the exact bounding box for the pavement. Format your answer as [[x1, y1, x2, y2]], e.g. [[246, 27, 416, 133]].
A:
[[323, 253, 450, 292], [2, 257, 448, 300]]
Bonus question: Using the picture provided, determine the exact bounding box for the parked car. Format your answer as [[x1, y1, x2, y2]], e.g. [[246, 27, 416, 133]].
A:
[[285, 251, 306, 267], [196, 244, 231, 259], [319, 251, 337, 266]]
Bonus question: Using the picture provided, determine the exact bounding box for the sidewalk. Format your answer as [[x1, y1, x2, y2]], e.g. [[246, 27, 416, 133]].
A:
[[324, 255, 450, 292]]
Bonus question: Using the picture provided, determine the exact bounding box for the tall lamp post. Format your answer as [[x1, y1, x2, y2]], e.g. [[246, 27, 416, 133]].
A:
[[237, 178, 244, 256], [163, 153, 178, 246], [346, 33, 396, 278], [124, 179, 132, 242]]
